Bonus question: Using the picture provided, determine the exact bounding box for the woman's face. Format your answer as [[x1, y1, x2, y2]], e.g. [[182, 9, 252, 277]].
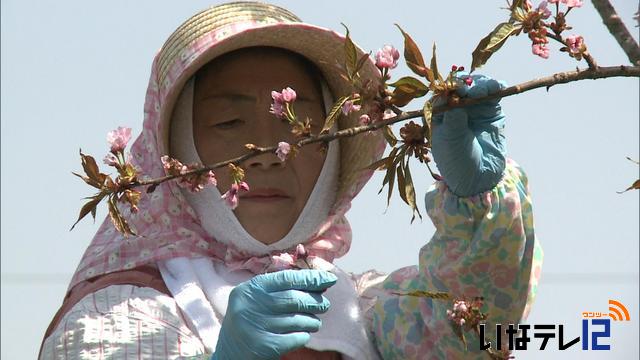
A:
[[192, 48, 327, 245]]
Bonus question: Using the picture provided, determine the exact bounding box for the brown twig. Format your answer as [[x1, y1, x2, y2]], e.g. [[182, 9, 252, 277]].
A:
[[131, 65, 639, 189], [591, 0, 640, 65]]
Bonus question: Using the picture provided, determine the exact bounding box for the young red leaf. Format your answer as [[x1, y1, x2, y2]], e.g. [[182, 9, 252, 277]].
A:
[[395, 24, 430, 78], [70, 193, 105, 231], [617, 179, 640, 194], [79, 149, 102, 184], [382, 125, 398, 147], [403, 160, 422, 223]]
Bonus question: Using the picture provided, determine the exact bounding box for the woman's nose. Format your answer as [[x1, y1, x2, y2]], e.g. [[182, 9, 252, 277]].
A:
[[246, 152, 284, 170]]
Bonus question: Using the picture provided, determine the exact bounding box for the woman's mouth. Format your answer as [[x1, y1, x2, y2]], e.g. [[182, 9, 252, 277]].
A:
[[240, 188, 291, 202]]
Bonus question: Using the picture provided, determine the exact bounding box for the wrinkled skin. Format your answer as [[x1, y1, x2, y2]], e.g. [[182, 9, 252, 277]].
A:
[[193, 48, 327, 245]]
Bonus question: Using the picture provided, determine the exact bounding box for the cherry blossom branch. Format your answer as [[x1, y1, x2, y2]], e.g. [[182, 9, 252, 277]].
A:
[[134, 65, 639, 190], [546, 33, 599, 68], [591, 0, 640, 65]]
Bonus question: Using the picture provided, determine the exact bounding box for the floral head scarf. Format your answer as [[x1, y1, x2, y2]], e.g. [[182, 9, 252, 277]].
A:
[[69, 2, 385, 290]]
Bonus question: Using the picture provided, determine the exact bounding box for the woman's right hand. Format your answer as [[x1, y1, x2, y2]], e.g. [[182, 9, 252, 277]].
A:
[[211, 269, 337, 360]]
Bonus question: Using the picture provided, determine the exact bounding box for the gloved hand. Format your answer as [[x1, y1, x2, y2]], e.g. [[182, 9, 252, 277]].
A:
[[430, 74, 508, 197], [211, 269, 337, 360]]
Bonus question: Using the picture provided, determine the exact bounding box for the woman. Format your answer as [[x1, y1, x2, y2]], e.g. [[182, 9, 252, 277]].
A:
[[40, 2, 543, 359]]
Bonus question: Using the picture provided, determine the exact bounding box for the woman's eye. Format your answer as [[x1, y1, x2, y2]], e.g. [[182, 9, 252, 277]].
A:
[[212, 118, 243, 129]]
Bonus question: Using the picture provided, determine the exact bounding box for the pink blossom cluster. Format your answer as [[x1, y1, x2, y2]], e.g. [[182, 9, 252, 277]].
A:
[[106, 126, 132, 154], [103, 153, 119, 166], [342, 100, 361, 116], [160, 155, 217, 193], [548, 0, 583, 7], [271, 244, 310, 270], [446, 298, 485, 329], [564, 34, 586, 59], [275, 141, 291, 162], [270, 87, 297, 119], [375, 45, 400, 70], [536, 1, 551, 19], [221, 181, 249, 209]]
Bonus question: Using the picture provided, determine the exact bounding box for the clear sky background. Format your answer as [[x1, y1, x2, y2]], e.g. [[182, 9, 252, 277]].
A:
[[2, 1, 638, 358]]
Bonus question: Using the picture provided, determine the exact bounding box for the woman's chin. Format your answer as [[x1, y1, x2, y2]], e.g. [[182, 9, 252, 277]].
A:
[[235, 204, 298, 245]]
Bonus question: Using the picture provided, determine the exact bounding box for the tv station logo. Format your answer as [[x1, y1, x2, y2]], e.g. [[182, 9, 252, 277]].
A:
[[479, 299, 631, 351]]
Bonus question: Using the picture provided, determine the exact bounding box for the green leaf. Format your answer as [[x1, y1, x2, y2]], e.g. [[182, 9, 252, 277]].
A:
[[341, 24, 358, 80], [512, 6, 528, 22], [354, 52, 372, 78], [422, 101, 433, 144], [386, 162, 397, 207], [395, 24, 430, 77], [471, 22, 521, 72], [382, 125, 398, 147], [396, 163, 407, 204], [511, 0, 526, 11], [392, 290, 452, 300], [403, 160, 422, 222], [430, 43, 442, 82], [321, 96, 349, 133], [388, 76, 429, 92], [377, 148, 399, 191]]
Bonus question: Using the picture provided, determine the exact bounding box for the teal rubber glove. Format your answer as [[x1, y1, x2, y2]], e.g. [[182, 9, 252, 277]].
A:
[[430, 74, 508, 197], [210, 269, 337, 360]]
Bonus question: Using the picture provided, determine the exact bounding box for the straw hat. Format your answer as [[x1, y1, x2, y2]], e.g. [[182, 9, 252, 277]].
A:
[[155, 1, 386, 203]]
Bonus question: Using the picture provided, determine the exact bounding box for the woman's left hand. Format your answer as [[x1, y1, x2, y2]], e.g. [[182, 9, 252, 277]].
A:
[[430, 74, 508, 197]]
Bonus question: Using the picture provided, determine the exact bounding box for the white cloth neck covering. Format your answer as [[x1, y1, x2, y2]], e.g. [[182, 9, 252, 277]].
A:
[[159, 77, 380, 359]]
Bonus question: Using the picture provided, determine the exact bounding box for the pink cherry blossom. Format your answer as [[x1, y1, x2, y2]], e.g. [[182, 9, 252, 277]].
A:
[[358, 114, 371, 126], [106, 126, 132, 154], [563, 0, 582, 7], [221, 181, 250, 210], [103, 153, 119, 166], [271, 252, 295, 270], [281, 87, 297, 102], [270, 91, 286, 119], [270, 87, 297, 119], [295, 244, 307, 259], [375, 45, 400, 69], [161, 155, 217, 192], [532, 43, 550, 59], [341, 100, 361, 115], [275, 141, 291, 162], [537, 1, 551, 19], [565, 34, 584, 54]]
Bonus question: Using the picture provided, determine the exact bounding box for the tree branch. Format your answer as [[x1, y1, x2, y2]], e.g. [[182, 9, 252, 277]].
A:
[[591, 0, 640, 65], [134, 65, 640, 188]]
